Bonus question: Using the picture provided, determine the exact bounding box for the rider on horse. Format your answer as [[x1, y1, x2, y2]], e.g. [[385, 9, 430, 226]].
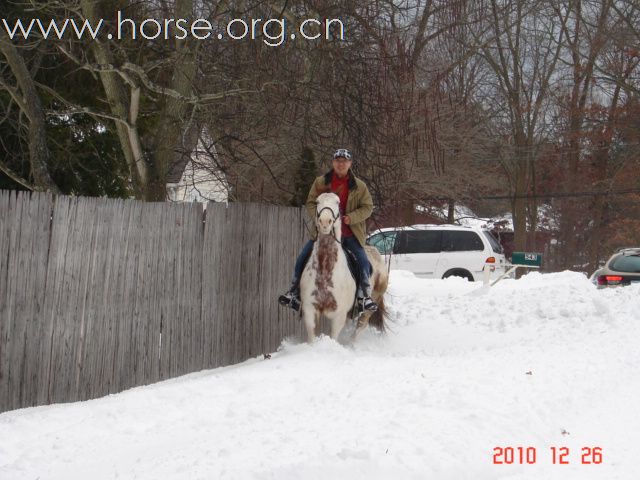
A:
[[279, 148, 379, 313]]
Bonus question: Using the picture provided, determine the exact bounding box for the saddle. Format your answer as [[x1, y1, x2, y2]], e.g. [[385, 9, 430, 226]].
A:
[[292, 243, 374, 317], [342, 247, 372, 295], [298, 244, 369, 294]]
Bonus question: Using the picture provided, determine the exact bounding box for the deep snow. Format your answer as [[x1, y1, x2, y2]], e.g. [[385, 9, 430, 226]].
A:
[[1, 270, 639, 479]]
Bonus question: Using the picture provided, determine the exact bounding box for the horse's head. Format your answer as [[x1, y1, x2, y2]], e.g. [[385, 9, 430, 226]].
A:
[[315, 192, 341, 236]]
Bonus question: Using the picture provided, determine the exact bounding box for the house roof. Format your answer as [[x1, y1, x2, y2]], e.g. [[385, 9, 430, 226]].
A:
[[166, 126, 200, 184]]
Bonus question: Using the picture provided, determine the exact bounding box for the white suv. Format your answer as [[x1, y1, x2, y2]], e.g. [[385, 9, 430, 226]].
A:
[[366, 224, 507, 281]]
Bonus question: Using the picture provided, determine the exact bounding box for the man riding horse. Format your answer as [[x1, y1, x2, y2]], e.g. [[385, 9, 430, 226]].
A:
[[279, 148, 378, 313]]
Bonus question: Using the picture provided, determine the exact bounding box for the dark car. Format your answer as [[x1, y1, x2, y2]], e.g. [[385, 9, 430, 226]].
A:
[[592, 248, 640, 288]]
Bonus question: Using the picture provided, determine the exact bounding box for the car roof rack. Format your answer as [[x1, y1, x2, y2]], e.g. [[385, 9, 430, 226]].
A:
[[617, 247, 640, 255], [408, 224, 475, 229]]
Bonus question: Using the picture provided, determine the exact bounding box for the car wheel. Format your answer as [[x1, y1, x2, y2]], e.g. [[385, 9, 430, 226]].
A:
[[442, 269, 474, 282]]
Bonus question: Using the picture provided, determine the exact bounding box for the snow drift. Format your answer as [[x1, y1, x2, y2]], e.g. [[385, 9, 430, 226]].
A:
[[1, 270, 639, 479]]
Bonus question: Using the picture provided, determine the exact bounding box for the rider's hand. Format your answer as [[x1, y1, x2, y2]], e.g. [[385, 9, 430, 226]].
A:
[[343, 215, 351, 225]]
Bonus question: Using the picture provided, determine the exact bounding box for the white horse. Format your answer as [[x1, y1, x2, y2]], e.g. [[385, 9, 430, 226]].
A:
[[299, 192, 388, 343]]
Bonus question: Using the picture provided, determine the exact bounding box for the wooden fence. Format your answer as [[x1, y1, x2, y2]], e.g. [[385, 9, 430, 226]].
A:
[[0, 190, 309, 413]]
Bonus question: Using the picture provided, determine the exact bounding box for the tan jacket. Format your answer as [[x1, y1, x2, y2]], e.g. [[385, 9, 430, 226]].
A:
[[305, 170, 373, 247]]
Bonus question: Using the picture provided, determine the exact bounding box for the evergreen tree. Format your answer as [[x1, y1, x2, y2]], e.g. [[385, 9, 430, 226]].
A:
[[291, 147, 317, 207]]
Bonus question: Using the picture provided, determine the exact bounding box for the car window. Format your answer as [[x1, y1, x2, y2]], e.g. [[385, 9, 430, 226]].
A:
[[610, 254, 640, 273], [367, 232, 397, 255], [394, 230, 441, 254], [441, 231, 484, 252], [482, 231, 503, 254]]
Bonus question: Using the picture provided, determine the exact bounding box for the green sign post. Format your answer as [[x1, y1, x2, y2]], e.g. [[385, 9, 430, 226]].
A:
[[511, 252, 543, 268], [488, 252, 543, 286]]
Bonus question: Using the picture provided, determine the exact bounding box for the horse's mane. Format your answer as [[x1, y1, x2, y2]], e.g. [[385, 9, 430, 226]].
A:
[[316, 184, 332, 195]]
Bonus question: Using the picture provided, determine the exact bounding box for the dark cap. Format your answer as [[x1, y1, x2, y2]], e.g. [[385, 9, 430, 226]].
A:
[[333, 148, 352, 161]]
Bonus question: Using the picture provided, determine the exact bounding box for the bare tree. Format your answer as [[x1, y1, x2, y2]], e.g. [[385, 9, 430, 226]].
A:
[[0, 33, 60, 192], [470, 0, 568, 253]]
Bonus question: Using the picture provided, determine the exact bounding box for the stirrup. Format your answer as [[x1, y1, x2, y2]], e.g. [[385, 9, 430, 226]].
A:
[[358, 296, 378, 313], [278, 292, 300, 311]]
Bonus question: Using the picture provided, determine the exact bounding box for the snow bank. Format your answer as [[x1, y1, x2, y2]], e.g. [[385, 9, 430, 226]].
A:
[[1, 271, 639, 479]]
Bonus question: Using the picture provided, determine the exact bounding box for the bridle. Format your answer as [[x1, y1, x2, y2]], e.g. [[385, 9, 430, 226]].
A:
[[316, 204, 341, 244], [316, 205, 339, 222]]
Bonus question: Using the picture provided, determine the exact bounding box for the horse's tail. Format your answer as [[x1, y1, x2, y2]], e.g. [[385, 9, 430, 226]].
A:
[[368, 294, 388, 333], [365, 245, 389, 333]]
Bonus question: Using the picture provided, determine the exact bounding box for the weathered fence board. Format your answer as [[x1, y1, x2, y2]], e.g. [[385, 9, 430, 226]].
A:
[[0, 191, 10, 409], [0, 192, 53, 411], [75, 197, 122, 400], [201, 204, 224, 369], [265, 205, 308, 351], [200, 203, 305, 368], [46, 196, 91, 404], [1, 191, 310, 413]]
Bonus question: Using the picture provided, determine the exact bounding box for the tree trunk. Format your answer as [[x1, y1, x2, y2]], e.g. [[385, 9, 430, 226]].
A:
[[0, 37, 60, 193], [147, 0, 197, 201], [447, 201, 455, 223], [79, 0, 149, 198]]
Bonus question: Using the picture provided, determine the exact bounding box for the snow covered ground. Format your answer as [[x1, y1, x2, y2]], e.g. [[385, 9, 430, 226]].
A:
[[2, 270, 639, 480]]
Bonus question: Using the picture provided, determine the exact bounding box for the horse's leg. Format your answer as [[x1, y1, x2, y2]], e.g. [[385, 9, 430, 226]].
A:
[[329, 309, 350, 340], [314, 312, 321, 337], [301, 305, 316, 343], [354, 311, 372, 339]]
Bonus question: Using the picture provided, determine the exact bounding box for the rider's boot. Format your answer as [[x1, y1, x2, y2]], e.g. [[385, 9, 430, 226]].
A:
[[278, 281, 301, 311], [356, 288, 378, 313], [279, 241, 313, 312]]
